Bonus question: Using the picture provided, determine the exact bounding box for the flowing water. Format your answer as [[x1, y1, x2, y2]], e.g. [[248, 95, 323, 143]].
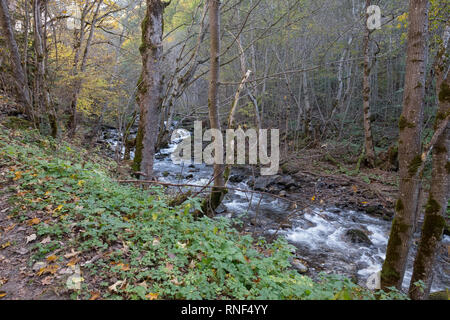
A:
[[101, 128, 449, 292]]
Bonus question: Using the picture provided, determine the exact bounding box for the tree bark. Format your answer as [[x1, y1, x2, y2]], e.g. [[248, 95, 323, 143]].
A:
[[132, 0, 167, 178], [203, 0, 225, 215], [33, 0, 57, 137], [381, 0, 429, 290], [408, 24, 449, 300], [363, 0, 376, 167]]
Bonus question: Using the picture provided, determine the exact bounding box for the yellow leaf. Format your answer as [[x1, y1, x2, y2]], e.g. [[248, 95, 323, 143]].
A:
[[0, 292, 6, 298], [67, 257, 80, 267], [13, 171, 22, 181], [37, 265, 59, 276], [46, 255, 58, 262], [145, 293, 158, 300], [311, 196, 316, 201], [27, 218, 41, 226], [0, 242, 11, 249]]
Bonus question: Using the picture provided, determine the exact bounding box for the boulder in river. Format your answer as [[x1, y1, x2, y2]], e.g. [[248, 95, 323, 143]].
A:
[[253, 175, 279, 191], [345, 229, 373, 245]]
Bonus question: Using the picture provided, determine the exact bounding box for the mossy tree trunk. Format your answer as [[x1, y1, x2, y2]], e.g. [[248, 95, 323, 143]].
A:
[[381, 0, 429, 290], [133, 0, 168, 178], [408, 24, 449, 300]]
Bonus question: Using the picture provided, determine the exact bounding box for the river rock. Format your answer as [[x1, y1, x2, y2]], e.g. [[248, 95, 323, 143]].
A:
[[291, 258, 308, 274], [253, 176, 279, 191], [345, 229, 372, 245], [275, 175, 297, 188], [229, 174, 246, 183]]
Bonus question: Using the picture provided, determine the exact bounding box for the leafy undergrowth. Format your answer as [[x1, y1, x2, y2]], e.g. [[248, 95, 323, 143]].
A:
[[0, 125, 407, 300]]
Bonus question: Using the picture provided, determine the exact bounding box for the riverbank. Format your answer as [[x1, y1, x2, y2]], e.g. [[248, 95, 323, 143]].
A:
[[0, 121, 414, 300]]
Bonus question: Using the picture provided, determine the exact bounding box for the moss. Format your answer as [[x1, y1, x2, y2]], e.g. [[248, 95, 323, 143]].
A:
[[395, 199, 404, 213], [429, 291, 450, 300], [408, 155, 422, 176], [398, 115, 415, 131], [2, 116, 34, 130], [381, 217, 410, 287], [381, 264, 401, 287], [425, 195, 441, 215], [132, 124, 144, 173], [434, 110, 450, 130], [438, 82, 450, 103]]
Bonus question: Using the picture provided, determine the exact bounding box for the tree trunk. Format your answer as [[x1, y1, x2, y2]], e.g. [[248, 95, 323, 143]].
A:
[[67, 0, 103, 138], [381, 0, 429, 290], [363, 0, 376, 167], [408, 24, 449, 300], [33, 0, 57, 138], [132, 0, 166, 178], [203, 0, 225, 215], [0, 0, 34, 121]]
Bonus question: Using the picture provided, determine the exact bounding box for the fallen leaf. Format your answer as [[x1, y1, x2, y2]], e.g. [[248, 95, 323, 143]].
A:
[[352, 185, 358, 193], [64, 249, 81, 259], [46, 255, 58, 262], [37, 264, 59, 276], [145, 293, 158, 300], [13, 171, 22, 180], [165, 263, 174, 271], [26, 234, 37, 243], [41, 276, 53, 285], [0, 277, 7, 285], [1, 242, 11, 249], [27, 218, 40, 226], [170, 278, 182, 285], [40, 236, 51, 244], [108, 280, 126, 292], [67, 257, 80, 267], [89, 292, 101, 300], [0, 292, 6, 299], [3, 224, 16, 233]]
